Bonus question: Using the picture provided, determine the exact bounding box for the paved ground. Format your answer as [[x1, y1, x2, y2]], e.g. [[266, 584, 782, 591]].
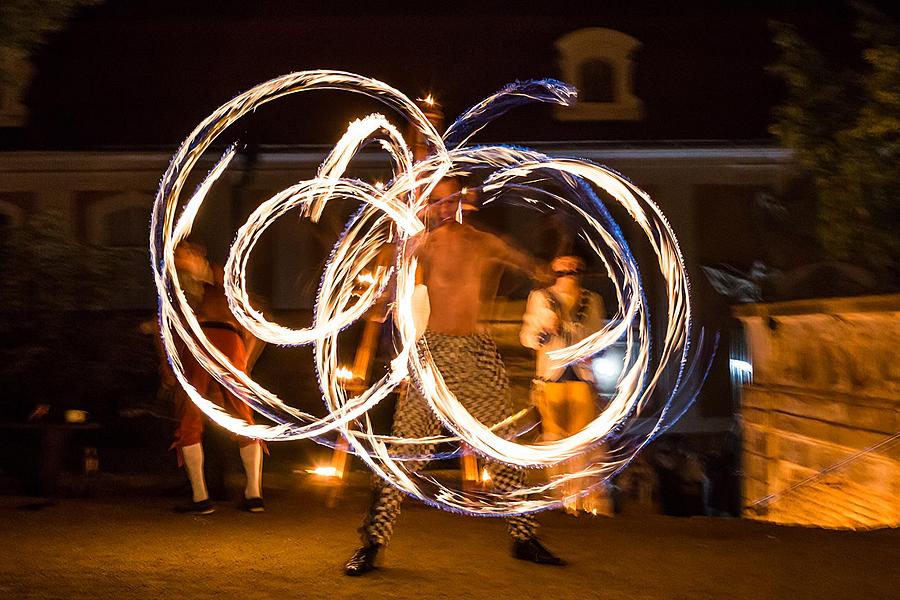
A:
[[0, 475, 897, 600]]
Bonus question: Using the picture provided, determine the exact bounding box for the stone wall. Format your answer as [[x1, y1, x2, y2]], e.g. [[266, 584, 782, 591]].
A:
[[735, 294, 900, 529]]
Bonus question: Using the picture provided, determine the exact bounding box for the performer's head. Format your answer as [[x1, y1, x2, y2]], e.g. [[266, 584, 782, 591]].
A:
[[174, 241, 213, 304], [427, 177, 479, 225], [551, 254, 585, 289]]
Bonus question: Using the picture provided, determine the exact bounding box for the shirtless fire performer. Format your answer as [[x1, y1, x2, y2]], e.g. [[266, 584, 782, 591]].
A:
[[344, 180, 565, 575]]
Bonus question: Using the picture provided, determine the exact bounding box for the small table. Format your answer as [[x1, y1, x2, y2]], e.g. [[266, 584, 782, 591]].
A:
[[0, 421, 102, 496]]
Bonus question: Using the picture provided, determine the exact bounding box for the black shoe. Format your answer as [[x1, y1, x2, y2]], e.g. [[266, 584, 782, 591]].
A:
[[344, 543, 381, 576], [512, 538, 567, 566], [174, 499, 215, 515], [240, 497, 265, 513]]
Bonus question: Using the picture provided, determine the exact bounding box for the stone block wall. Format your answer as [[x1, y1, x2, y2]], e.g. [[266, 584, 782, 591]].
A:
[[735, 294, 900, 528]]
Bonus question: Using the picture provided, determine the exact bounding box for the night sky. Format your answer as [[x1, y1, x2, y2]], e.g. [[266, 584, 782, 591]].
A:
[[18, 0, 897, 149]]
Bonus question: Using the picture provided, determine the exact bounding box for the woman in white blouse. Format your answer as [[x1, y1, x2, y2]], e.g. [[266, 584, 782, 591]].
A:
[[520, 254, 611, 515]]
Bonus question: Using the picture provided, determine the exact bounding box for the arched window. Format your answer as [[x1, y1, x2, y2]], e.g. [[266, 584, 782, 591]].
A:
[[555, 28, 644, 121], [84, 192, 152, 247], [579, 59, 616, 103], [103, 205, 150, 247], [0, 199, 25, 229]]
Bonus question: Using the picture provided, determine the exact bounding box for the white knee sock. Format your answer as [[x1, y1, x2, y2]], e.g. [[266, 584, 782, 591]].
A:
[[181, 443, 209, 502], [240, 443, 263, 499]]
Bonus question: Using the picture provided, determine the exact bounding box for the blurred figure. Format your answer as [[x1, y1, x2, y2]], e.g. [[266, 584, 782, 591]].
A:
[[520, 254, 612, 516], [612, 453, 660, 515], [166, 243, 266, 515], [344, 180, 564, 576], [653, 435, 710, 517]]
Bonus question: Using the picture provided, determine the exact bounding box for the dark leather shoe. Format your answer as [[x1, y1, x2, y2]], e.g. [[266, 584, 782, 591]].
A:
[[174, 499, 215, 515], [512, 538, 567, 566], [240, 497, 265, 513], [344, 543, 381, 576]]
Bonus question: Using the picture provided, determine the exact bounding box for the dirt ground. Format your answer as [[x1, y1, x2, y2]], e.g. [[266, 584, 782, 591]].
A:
[[0, 476, 897, 600]]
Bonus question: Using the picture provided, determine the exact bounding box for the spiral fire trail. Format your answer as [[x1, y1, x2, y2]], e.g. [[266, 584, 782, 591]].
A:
[[152, 70, 711, 515]]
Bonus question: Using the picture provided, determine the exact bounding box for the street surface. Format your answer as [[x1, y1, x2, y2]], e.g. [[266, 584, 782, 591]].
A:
[[0, 475, 896, 600]]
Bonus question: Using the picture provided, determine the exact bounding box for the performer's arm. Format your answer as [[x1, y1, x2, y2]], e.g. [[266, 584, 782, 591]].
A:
[[365, 243, 400, 324], [487, 234, 553, 286], [520, 291, 555, 349], [241, 292, 270, 372], [244, 332, 265, 373]]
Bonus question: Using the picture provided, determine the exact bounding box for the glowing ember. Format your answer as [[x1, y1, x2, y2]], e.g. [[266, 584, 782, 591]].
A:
[[306, 466, 340, 478], [480, 467, 492, 484]]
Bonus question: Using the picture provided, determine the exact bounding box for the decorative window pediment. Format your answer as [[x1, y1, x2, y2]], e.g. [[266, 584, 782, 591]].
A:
[[555, 28, 644, 122]]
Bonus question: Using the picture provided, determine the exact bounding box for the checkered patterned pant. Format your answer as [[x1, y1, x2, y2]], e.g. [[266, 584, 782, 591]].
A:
[[360, 331, 537, 545]]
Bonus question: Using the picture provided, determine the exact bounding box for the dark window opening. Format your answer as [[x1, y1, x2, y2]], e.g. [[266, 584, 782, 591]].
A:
[[104, 206, 149, 247], [579, 59, 616, 103]]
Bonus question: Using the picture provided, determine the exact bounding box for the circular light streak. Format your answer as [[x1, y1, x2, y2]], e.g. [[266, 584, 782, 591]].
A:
[[151, 71, 711, 516]]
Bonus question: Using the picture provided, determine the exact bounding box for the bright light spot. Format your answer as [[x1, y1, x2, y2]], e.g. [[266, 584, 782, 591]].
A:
[[357, 272, 376, 285], [422, 93, 435, 106], [592, 354, 621, 380], [729, 359, 753, 376], [480, 466, 491, 484], [335, 366, 354, 381], [306, 466, 339, 477], [373, 180, 385, 190]]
